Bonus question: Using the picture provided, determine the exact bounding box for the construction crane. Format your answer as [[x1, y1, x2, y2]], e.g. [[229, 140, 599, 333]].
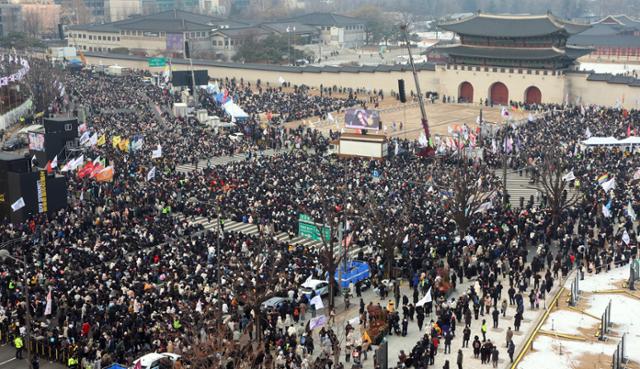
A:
[[400, 24, 434, 157]]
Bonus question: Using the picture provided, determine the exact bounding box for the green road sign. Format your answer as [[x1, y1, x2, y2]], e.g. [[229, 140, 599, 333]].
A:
[[148, 57, 166, 67], [298, 213, 330, 241]]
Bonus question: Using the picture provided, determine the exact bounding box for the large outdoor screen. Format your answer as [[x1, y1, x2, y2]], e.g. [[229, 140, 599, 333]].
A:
[[344, 109, 380, 130], [28, 132, 45, 151]]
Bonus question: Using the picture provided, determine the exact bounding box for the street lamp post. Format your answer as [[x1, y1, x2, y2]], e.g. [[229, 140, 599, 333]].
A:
[[0, 248, 33, 369]]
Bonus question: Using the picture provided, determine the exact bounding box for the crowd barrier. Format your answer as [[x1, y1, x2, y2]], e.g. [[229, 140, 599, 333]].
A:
[[0, 328, 76, 365]]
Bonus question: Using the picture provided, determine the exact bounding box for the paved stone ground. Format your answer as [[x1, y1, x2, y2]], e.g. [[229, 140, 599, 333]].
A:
[[301, 270, 564, 369]]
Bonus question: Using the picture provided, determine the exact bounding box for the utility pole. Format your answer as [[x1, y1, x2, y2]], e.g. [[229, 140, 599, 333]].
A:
[[401, 23, 433, 157], [502, 124, 509, 207]]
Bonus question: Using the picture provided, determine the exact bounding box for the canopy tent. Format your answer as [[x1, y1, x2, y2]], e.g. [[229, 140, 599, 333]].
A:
[[582, 136, 640, 146], [223, 101, 249, 120], [334, 261, 370, 289], [619, 136, 640, 145], [581, 136, 620, 146]]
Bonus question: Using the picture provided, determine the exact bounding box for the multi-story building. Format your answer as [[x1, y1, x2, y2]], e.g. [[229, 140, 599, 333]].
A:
[[198, 0, 224, 15], [66, 9, 349, 59], [21, 3, 61, 35], [569, 15, 640, 63], [66, 9, 247, 56], [140, 0, 199, 13], [105, 0, 141, 21], [282, 12, 365, 48], [435, 12, 592, 104], [0, 4, 23, 36]]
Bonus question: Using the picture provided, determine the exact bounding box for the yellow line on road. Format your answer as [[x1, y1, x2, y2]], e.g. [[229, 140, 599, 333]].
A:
[[510, 286, 564, 369]]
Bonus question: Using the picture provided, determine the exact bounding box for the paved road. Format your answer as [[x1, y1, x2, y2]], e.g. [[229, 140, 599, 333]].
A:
[[175, 214, 364, 259], [175, 148, 309, 174], [0, 345, 65, 369]]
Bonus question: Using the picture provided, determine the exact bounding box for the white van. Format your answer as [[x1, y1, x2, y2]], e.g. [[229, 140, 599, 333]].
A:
[[131, 353, 181, 369], [300, 279, 329, 297]]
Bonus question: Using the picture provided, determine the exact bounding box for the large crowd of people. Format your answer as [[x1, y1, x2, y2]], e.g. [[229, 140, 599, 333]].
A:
[[0, 61, 637, 369]]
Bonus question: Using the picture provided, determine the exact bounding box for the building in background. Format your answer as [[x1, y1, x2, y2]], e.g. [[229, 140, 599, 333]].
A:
[[435, 12, 593, 105], [282, 12, 365, 48], [2, 0, 60, 37], [21, 3, 61, 36], [106, 0, 141, 21], [66, 9, 247, 56], [569, 15, 640, 64], [198, 0, 225, 15], [141, 0, 198, 14], [0, 4, 23, 36]]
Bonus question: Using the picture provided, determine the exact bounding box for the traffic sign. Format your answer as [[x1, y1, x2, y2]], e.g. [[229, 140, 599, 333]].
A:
[[148, 57, 166, 67], [298, 213, 331, 241]]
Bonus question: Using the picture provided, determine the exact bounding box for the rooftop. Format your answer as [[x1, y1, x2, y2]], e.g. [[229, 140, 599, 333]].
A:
[[437, 44, 592, 60], [569, 34, 640, 48], [438, 13, 591, 38], [282, 12, 364, 27], [67, 9, 249, 33]]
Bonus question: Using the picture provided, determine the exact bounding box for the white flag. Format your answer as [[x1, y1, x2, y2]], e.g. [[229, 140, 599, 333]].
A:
[[602, 203, 611, 218], [44, 288, 52, 316], [416, 287, 432, 307], [89, 133, 98, 147], [562, 171, 575, 182], [627, 201, 637, 221], [50, 155, 58, 169], [585, 127, 592, 138], [61, 162, 71, 172], [151, 145, 162, 159], [403, 234, 409, 243], [71, 155, 84, 171], [310, 295, 324, 310], [622, 230, 631, 245], [147, 166, 156, 181], [474, 201, 493, 214], [601, 177, 616, 192], [79, 131, 91, 145], [11, 197, 25, 212]]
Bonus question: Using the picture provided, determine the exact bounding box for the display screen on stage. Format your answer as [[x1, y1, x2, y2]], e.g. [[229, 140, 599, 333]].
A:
[[344, 109, 381, 130], [28, 132, 45, 151]]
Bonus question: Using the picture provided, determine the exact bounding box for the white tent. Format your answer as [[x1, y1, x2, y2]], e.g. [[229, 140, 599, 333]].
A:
[[581, 137, 621, 146], [223, 101, 249, 119], [619, 136, 640, 145]]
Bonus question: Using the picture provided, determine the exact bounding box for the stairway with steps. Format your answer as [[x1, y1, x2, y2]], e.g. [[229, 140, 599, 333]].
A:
[[495, 169, 581, 209], [175, 214, 364, 259]]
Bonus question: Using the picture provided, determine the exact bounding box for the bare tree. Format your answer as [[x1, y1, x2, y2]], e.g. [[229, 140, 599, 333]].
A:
[[533, 149, 582, 234], [25, 59, 64, 114], [23, 11, 42, 38], [362, 191, 412, 279], [433, 159, 497, 236], [181, 308, 263, 369]]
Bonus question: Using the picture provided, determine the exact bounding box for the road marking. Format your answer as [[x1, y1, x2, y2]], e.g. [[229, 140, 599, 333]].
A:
[[0, 358, 16, 366]]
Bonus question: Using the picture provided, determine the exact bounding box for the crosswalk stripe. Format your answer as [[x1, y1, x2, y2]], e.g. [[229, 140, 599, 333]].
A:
[[173, 214, 368, 258]]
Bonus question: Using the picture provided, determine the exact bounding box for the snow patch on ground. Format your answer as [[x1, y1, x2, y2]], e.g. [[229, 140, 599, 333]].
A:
[[542, 310, 598, 335], [518, 335, 616, 369], [585, 293, 640, 364], [564, 266, 628, 292]]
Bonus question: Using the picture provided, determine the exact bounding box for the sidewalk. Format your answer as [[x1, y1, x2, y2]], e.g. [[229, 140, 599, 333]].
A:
[[307, 273, 563, 369]]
